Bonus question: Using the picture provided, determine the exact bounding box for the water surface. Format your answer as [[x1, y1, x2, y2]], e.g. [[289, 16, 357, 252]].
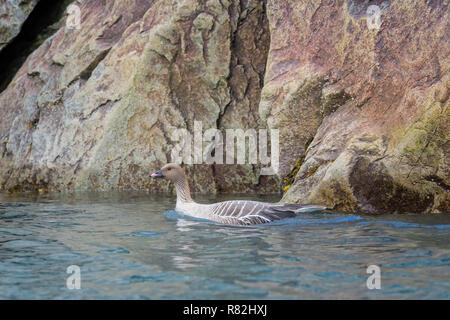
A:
[[0, 192, 449, 299]]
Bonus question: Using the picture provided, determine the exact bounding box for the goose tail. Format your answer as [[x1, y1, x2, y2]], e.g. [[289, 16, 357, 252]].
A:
[[279, 203, 328, 213], [295, 204, 328, 212], [243, 203, 327, 225]]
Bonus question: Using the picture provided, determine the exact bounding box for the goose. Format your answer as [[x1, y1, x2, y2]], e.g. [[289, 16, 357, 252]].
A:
[[151, 163, 327, 226]]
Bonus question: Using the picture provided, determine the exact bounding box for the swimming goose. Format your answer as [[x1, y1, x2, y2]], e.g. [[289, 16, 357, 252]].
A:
[[151, 163, 326, 226]]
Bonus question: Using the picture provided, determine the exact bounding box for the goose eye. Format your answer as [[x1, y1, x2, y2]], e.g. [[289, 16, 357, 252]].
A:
[[167, 167, 172, 171]]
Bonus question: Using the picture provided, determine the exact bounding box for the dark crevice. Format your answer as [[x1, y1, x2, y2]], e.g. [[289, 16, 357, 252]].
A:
[[425, 175, 450, 191], [79, 48, 111, 81], [0, 0, 73, 93], [212, 0, 272, 192]]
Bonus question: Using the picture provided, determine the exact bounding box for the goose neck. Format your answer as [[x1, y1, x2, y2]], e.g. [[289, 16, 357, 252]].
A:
[[174, 177, 193, 203]]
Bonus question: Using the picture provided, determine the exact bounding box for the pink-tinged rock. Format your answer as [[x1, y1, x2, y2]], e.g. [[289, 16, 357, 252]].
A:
[[270, 0, 449, 213]]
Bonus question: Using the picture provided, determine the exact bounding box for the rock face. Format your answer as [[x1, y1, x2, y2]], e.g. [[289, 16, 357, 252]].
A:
[[269, 0, 449, 213], [0, 0, 39, 52], [0, 0, 448, 213], [0, 0, 277, 194]]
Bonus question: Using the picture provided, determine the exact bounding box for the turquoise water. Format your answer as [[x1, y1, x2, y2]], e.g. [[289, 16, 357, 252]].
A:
[[0, 192, 449, 299]]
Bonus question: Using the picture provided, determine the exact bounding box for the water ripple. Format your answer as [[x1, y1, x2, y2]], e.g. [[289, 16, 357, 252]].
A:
[[0, 193, 449, 299]]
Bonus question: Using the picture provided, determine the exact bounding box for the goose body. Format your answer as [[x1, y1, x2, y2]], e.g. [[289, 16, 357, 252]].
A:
[[151, 163, 326, 226]]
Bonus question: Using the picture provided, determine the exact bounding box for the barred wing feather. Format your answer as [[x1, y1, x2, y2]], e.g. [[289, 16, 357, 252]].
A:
[[209, 201, 325, 226]]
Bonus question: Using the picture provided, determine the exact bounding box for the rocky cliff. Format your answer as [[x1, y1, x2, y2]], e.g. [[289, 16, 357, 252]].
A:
[[0, 0, 448, 214], [0, 0, 39, 52]]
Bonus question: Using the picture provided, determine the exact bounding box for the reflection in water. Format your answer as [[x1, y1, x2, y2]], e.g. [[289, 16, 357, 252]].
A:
[[173, 219, 199, 270], [176, 218, 200, 232], [0, 192, 449, 299]]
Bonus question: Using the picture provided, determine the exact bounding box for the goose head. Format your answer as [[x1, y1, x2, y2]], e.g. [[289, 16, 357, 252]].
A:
[[150, 163, 185, 183], [151, 163, 192, 202]]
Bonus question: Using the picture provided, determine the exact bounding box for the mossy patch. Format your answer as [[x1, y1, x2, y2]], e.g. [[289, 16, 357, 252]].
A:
[[320, 90, 352, 117], [282, 157, 304, 192], [7, 185, 23, 194], [396, 101, 448, 166], [282, 138, 315, 191], [302, 159, 336, 179]]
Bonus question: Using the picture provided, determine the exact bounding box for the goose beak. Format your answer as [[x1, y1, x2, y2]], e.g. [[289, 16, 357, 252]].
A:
[[150, 169, 163, 178]]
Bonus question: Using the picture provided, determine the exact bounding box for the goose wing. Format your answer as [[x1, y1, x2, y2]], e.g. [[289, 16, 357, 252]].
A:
[[209, 200, 324, 225]]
